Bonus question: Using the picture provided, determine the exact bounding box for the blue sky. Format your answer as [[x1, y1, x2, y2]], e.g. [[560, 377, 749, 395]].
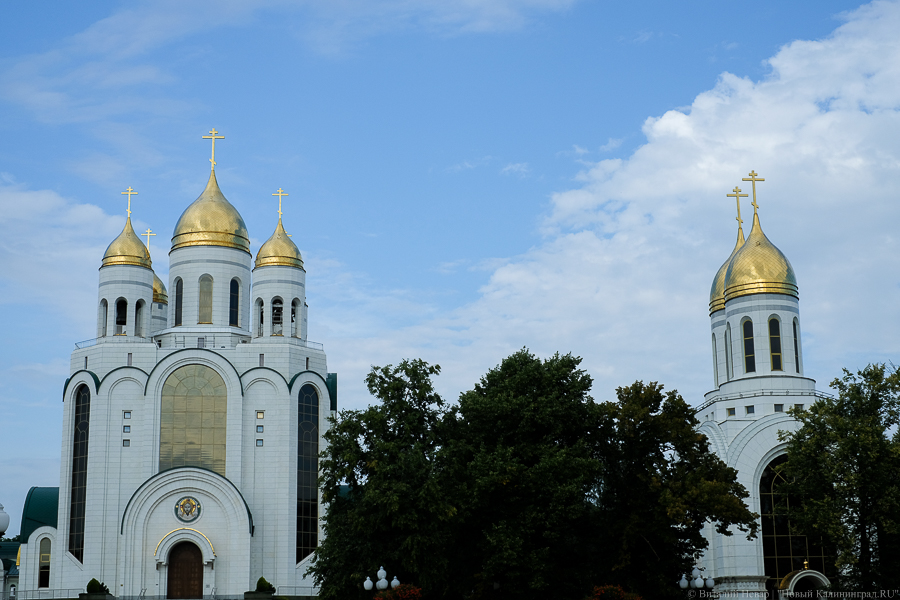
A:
[[1, 0, 896, 534]]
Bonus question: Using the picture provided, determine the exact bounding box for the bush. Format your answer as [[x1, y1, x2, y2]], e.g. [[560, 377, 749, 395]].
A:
[[373, 583, 423, 600], [86, 579, 110, 595], [586, 585, 642, 600], [255, 577, 275, 593]]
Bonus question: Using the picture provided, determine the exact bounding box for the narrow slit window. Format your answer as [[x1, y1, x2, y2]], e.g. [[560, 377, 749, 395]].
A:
[[743, 320, 756, 373], [229, 278, 240, 327], [725, 324, 733, 380], [198, 275, 213, 324], [256, 300, 264, 337], [134, 300, 144, 337], [115, 299, 127, 335], [712, 333, 718, 387], [174, 279, 183, 327], [272, 299, 284, 335], [793, 319, 801, 373], [99, 299, 108, 337], [769, 318, 782, 371]]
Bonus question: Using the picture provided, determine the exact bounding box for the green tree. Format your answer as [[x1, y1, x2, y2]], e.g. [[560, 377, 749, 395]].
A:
[[591, 381, 758, 598], [778, 364, 900, 590], [311, 359, 459, 600]]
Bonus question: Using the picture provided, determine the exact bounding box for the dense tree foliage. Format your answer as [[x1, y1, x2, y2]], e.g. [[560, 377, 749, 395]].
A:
[[311, 350, 758, 600], [778, 364, 900, 590]]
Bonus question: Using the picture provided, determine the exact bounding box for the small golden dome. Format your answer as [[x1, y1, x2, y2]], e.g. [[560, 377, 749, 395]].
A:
[[255, 218, 304, 270], [171, 170, 250, 254], [724, 211, 798, 302], [153, 272, 168, 304], [709, 227, 745, 315], [102, 217, 152, 269]]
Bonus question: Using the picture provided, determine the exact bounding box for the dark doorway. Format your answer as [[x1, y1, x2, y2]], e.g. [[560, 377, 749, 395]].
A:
[[167, 541, 203, 599]]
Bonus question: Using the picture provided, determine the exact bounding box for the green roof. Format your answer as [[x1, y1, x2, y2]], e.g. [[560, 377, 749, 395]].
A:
[[20, 487, 59, 542]]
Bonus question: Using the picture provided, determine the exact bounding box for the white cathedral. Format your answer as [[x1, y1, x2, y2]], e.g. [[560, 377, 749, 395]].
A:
[[3, 151, 833, 599]]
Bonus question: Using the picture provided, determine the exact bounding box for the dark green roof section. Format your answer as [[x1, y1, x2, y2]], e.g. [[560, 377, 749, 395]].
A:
[[326, 372, 337, 411], [20, 487, 59, 542]]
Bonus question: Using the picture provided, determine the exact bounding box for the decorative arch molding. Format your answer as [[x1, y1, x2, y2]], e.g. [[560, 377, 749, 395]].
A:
[[727, 413, 797, 469], [154, 527, 216, 566], [287, 370, 329, 393], [777, 569, 830, 592], [697, 421, 728, 458], [121, 467, 254, 535], [98, 366, 149, 390], [240, 367, 289, 391], [143, 348, 244, 396], [61, 371, 100, 400], [751, 442, 790, 496]]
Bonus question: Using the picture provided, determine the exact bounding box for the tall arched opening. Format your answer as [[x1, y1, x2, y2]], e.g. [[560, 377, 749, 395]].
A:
[[166, 541, 203, 599]]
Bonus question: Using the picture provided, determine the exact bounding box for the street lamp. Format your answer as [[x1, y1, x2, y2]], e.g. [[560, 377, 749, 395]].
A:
[[363, 567, 400, 592], [679, 567, 714, 590]]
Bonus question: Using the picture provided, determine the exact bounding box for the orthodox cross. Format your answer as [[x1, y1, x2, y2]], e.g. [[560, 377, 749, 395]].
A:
[[202, 128, 224, 170], [726, 186, 748, 228], [742, 170, 765, 213], [142, 228, 156, 251], [272, 188, 288, 219], [121, 187, 137, 218]]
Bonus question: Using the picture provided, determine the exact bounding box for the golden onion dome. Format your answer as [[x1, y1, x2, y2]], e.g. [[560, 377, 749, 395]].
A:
[[171, 170, 250, 254], [254, 218, 304, 270], [709, 226, 745, 315], [153, 272, 168, 304], [724, 211, 798, 302], [102, 217, 152, 269]]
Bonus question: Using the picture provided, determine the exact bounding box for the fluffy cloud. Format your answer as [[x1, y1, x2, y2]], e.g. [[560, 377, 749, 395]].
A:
[[315, 0, 900, 409]]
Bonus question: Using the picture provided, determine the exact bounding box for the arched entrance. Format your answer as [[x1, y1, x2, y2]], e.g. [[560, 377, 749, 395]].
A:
[[167, 541, 203, 599]]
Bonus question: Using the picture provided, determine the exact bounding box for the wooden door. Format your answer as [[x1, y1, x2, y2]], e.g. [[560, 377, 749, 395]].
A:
[[167, 541, 203, 599]]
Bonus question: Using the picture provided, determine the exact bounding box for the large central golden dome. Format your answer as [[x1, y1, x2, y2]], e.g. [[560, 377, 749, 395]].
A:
[[255, 218, 304, 269], [171, 170, 250, 253], [709, 226, 744, 315], [724, 211, 797, 301]]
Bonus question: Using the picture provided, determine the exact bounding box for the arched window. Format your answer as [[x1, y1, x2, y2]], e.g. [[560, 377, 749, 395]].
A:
[[743, 319, 756, 373], [291, 299, 301, 337], [272, 298, 284, 336], [38, 538, 51, 588], [115, 298, 127, 335], [135, 300, 145, 338], [712, 334, 718, 387], [793, 319, 801, 374], [69, 384, 90, 563], [159, 364, 227, 475], [725, 324, 733, 381], [229, 278, 240, 327], [769, 317, 782, 371], [99, 299, 108, 338], [174, 279, 183, 327], [760, 456, 833, 592], [198, 275, 213, 324], [256, 299, 264, 337], [297, 384, 319, 562]]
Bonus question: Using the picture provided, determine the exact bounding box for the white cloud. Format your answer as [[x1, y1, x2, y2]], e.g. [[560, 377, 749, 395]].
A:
[[599, 137, 623, 152], [500, 162, 530, 176], [315, 0, 900, 410]]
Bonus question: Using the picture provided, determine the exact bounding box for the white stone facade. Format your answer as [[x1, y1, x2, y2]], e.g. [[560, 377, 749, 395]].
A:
[[17, 172, 332, 600]]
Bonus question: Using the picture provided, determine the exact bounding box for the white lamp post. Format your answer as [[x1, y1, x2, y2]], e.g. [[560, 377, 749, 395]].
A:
[[363, 567, 400, 592], [679, 567, 714, 592]]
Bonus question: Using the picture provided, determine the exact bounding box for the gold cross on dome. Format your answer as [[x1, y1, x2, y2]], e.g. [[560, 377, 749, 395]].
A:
[[742, 170, 765, 213], [142, 228, 156, 251], [272, 188, 289, 219], [202, 128, 224, 170], [726, 186, 748, 227], [121, 187, 137, 218]]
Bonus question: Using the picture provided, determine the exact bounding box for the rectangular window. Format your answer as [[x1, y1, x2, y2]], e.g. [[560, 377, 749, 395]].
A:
[[259, 353, 265, 367], [743, 320, 756, 373], [257, 411, 265, 419], [123, 439, 130, 447], [197, 337, 206, 349], [727, 407, 736, 417], [795, 404, 804, 411], [127, 352, 133, 366], [123, 411, 131, 419], [774, 404, 784, 412], [746, 405, 755, 415], [123, 425, 131, 433], [256, 439, 264, 447], [257, 425, 264, 433], [84, 356, 88, 369]]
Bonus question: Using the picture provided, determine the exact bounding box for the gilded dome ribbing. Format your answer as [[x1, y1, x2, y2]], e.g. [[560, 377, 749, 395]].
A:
[[709, 226, 745, 315], [153, 272, 168, 304], [255, 218, 304, 270], [724, 211, 798, 301], [171, 170, 250, 253], [102, 217, 152, 269]]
